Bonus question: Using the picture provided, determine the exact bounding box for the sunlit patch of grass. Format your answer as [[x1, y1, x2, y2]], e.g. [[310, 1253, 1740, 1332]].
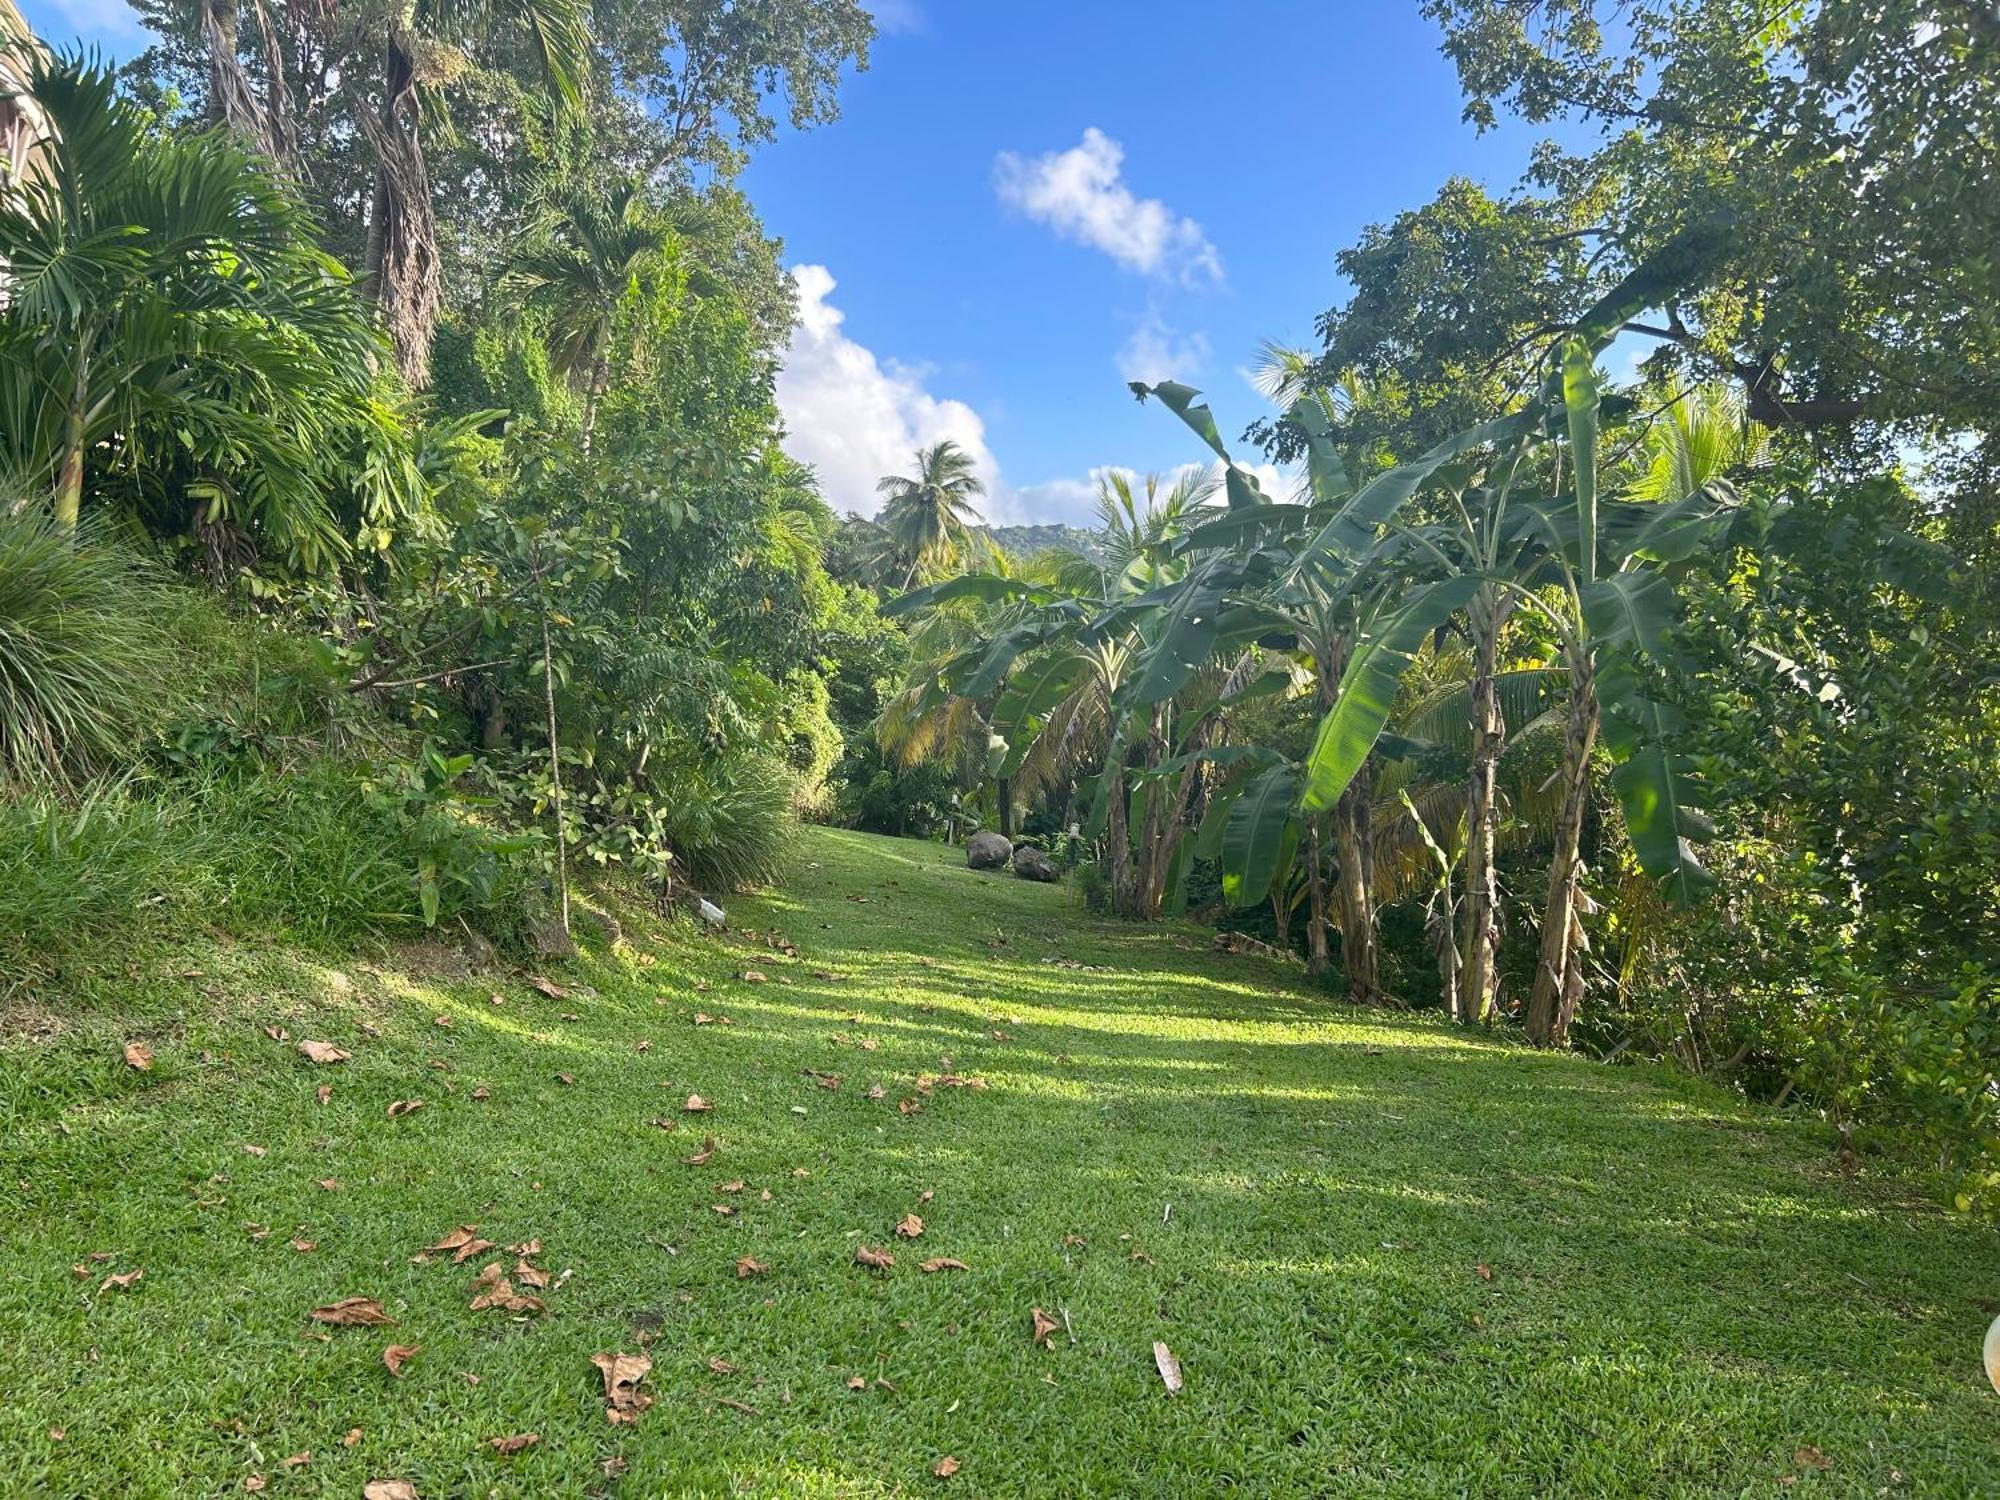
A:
[[0, 826, 1994, 1496]]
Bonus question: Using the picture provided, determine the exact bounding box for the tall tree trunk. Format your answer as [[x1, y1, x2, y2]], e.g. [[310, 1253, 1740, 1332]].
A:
[[1458, 589, 1508, 1023], [1525, 646, 1600, 1047], [997, 775, 1013, 839], [1303, 817, 1331, 975], [540, 597, 570, 940], [580, 350, 609, 453], [359, 35, 440, 387], [54, 342, 91, 531], [1103, 762, 1135, 917], [1333, 761, 1383, 1004]]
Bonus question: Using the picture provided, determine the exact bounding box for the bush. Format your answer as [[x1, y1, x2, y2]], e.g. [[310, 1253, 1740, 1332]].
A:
[[0, 758, 532, 969], [657, 751, 797, 892], [0, 513, 184, 788]]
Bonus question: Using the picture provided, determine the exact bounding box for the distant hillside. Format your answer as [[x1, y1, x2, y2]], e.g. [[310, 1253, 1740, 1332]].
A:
[[982, 523, 1104, 563]]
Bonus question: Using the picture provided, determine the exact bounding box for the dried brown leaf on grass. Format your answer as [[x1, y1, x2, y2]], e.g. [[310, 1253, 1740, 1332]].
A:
[[312, 1297, 394, 1327], [298, 1041, 350, 1065], [592, 1351, 653, 1425], [1030, 1307, 1059, 1347]]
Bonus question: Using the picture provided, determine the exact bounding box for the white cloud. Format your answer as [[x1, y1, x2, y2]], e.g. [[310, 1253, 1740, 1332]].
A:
[[777, 264, 1018, 522], [1117, 312, 1212, 385], [866, 0, 926, 36], [993, 128, 1222, 285]]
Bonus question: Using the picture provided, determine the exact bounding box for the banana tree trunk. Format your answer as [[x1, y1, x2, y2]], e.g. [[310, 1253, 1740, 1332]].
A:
[[1103, 762, 1137, 917], [1526, 645, 1599, 1047], [53, 339, 92, 531], [1304, 817, 1331, 975], [1333, 760, 1383, 1004], [1458, 590, 1507, 1023]]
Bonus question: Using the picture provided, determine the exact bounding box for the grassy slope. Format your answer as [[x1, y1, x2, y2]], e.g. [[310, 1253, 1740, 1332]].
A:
[[1, 827, 1994, 1498]]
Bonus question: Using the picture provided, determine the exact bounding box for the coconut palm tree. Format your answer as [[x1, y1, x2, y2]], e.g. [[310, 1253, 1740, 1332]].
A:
[[501, 176, 670, 451], [876, 439, 987, 588]]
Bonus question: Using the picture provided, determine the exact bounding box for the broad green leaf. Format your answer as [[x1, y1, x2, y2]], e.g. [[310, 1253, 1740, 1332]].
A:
[[1562, 337, 1600, 584], [990, 650, 1084, 742], [1582, 572, 1677, 661], [883, 573, 1053, 617], [1597, 671, 1715, 903], [1299, 575, 1484, 813], [1221, 763, 1302, 907], [1129, 380, 1230, 460], [1288, 397, 1351, 502], [1299, 410, 1537, 566], [1566, 212, 1737, 351]]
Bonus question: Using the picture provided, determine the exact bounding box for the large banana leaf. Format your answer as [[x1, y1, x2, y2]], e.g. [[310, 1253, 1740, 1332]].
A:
[[1128, 380, 1230, 460], [1396, 667, 1567, 752], [1580, 571, 1679, 662], [989, 650, 1087, 775], [1567, 212, 1737, 351], [1221, 763, 1302, 907], [1299, 411, 1538, 567], [1121, 570, 1226, 708], [1562, 337, 1601, 583], [1287, 396, 1351, 502], [1598, 681, 1716, 903], [1299, 575, 1484, 813], [1600, 488, 1738, 565], [884, 573, 1059, 617]]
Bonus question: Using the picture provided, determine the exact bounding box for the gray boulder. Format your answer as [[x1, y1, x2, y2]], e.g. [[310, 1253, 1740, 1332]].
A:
[[966, 830, 1013, 870], [1013, 845, 1060, 883]]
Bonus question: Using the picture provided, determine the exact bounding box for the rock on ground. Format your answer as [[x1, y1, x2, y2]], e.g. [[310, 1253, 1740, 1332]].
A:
[[1013, 846, 1059, 882], [966, 831, 1013, 871]]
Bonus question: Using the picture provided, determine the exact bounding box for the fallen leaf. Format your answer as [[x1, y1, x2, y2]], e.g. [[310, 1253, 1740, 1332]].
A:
[[1794, 1447, 1831, 1471], [846, 1375, 867, 1390], [263, 1025, 290, 1042], [432, 1014, 453, 1029], [919, 1189, 934, 1204], [508, 1239, 542, 1256], [242, 1143, 267, 1157], [865, 1084, 885, 1100], [468, 1261, 545, 1314], [424, 1224, 483, 1254], [298, 1041, 351, 1065], [634, 1039, 652, 1053], [718, 1179, 745, 1193], [316, 1178, 341, 1192], [48, 1427, 64, 1441], [488, 1433, 540, 1455], [693, 1012, 713, 1025], [683, 1136, 718, 1165], [343, 1429, 362, 1448], [740, 970, 767, 984], [804, 1069, 841, 1090], [487, 993, 505, 1006], [1475, 1263, 1494, 1282], [894, 1214, 924, 1239], [919, 1258, 969, 1273], [735, 1256, 769, 1278], [854, 1245, 895, 1270], [311, 1297, 393, 1327], [98, 1268, 143, 1293], [386, 1099, 424, 1119], [933, 1457, 960, 1479], [528, 976, 567, 999], [315, 1084, 332, 1105], [707, 1356, 738, 1375], [1128, 1247, 1155, 1265], [556, 1073, 576, 1086], [70, 1263, 90, 1279], [244, 1478, 266, 1493], [1153, 1340, 1183, 1394], [898, 1098, 922, 1115], [123, 1041, 153, 1072], [591, 1351, 653, 1425], [514, 1257, 550, 1288], [711, 1203, 736, 1216], [1030, 1306, 1059, 1347], [471, 1087, 490, 1101], [290, 1239, 316, 1253], [279, 1453, 309, 1469], [684, 1094, 713, 1113], [362, 1482, 417, 1500], [381, 1343, 418, 1377]]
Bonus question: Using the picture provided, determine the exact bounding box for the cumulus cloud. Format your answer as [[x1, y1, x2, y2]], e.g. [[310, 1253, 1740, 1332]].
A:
[[1117, 311, 1213, 385], [776, 265, 1015, 521], [993, 128, 1223, 285]]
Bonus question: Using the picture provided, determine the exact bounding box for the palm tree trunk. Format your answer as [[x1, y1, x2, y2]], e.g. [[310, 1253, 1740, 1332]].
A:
[[54, 342, 91, 531], [580, 351, 609, 453], [1458, 591, 1507, 1023], [1333, 761, 1383, 1004], [1526, 645, 1599, 1047], [360, 34, 439, 386]]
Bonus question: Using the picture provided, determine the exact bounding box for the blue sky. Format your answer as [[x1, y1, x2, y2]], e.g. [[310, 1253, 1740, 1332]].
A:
[[23, 0, 1568, 527]]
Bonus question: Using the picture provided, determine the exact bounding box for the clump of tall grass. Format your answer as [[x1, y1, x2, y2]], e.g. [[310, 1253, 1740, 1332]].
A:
[[659, 752, 798, 892], [0, 512, 184, 788]]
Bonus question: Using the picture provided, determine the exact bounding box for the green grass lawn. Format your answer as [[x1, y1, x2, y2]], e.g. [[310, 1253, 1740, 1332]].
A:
[[2, 826, 1994, 1497]]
